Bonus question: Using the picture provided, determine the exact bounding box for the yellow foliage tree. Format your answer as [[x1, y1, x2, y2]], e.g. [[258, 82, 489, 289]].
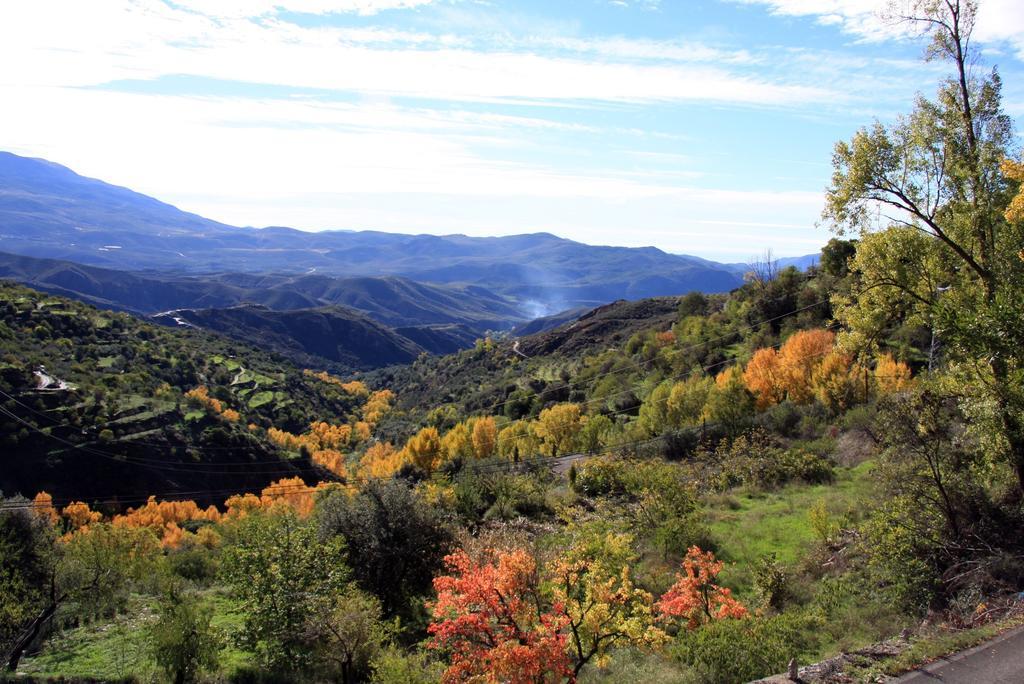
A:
[[406, 426, 443, 472], [497, 421, 538, 461], [442, 422, 474, 462], [360, 441, 406, 479], [534, 403, 584, 457], [812, 351, 861, 414], [471, 416, 498, 460]]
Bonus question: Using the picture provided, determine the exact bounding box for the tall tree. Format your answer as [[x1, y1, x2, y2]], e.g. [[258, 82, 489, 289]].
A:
[[824, 0, 1024, 489]]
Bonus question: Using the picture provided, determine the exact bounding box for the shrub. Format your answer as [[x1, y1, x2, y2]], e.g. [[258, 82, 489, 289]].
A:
[[670, 612, 818, 684]]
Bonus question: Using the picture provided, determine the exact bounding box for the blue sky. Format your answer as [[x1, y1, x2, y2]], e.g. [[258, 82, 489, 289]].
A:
[[1, 0, 1022, 261]]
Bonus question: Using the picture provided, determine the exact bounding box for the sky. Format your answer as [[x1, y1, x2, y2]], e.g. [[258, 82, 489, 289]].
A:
[[1, 1, 1023, 261]]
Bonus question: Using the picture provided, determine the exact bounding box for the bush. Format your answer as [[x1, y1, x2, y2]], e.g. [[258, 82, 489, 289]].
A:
[[670, 612, 818, 684], [370, 646, 445, 683]]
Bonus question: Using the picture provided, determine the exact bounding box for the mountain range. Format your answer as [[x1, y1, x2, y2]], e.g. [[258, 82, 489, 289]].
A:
[[0, 150, 820, 369], [0, 151, 768, 314]]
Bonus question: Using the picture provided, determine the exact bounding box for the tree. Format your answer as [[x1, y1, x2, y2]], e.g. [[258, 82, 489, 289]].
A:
[[824, 0, 1024, 491], [498, 421, 539, 462], [148, 589, 221, 684], [534, 404, 584, 458], [428, 548, 572, 684], [305, 589, 389, 684], [638, 381, 673, 436], [743, 348, 785, 409], [656, 547, 747, 629], [471, 416, 498, 460], [3, 520, 160, 672], [703, 367, 754, 436], [548, 529, 665, 677], [317, 479, 454, 618], [777, 329, 835, 404], [406, 426, 443, 472], [441, 422, 473, 463], [221, 508, 348, 671]]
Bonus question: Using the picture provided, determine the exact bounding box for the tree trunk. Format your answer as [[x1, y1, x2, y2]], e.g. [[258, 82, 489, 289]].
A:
[[5, 601, 58, 672], [990, 356, 1024, 495]]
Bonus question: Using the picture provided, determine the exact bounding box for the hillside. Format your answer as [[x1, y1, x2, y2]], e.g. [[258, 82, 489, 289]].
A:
[[0, 281, 395, 504], [0, 152, 750, 315], [154, 303, 425, 371], [0, 251, 524, 331]]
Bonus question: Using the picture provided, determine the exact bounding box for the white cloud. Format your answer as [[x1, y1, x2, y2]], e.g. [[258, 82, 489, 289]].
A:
[[0, 1, 828, 106], [168, 0, 445, 18], [732, 0, 1024, 58]]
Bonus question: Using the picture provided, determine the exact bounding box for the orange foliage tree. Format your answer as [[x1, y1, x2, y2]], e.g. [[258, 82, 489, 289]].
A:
[[655, 546, 747, 629], [777, 329, 836, 404], [62, 501, 101, 531], [32, 492, 59, 524], [428, 549, 572, 684], [743, 347, 786, 409], [360, 441, 406, 478], [875, 353, 914, 395], [112, 496, 221, 548]]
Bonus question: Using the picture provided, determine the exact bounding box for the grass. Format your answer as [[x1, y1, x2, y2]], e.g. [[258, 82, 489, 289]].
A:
[[17, 596, 157, 681], [97, 355, 117, 369], [16, 590, 256, 682], [706, 461, 873, 596], [248, 390, 275, 408]]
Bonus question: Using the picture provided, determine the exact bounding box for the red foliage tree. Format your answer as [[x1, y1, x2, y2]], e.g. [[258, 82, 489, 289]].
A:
[[655, 546, 747, 629], [428, 549, 573, 684]]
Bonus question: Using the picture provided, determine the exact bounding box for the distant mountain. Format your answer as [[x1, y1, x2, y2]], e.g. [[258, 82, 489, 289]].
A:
[[0, 151, 749, 316], [0, 251, 523, 331]]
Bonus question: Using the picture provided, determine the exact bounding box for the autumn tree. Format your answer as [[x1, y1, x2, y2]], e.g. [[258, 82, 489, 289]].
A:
[[498, 421, 539, 462], [442, 422, 474, 463], [824, 0, 1024, 491], [777, 329, 835, 404], [656, 546, 747, 629], [534, 403, 584, 458], [548, 528, 665, 677], [703, 367, 754, 436], [875, 353, 914, 395], [743, 348, 785, 409], [471, 416, 498, 460], [406, 426, 443, 472], [428, 548, 572, 684]]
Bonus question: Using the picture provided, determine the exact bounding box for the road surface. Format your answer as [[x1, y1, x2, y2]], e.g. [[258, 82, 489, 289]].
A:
[[894, 625, 1024, 683]]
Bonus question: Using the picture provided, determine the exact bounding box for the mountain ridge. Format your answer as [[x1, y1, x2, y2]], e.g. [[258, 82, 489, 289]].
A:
[[0, 151, 770, 315]]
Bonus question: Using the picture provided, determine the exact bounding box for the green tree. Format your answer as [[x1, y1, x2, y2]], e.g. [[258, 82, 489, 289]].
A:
[[148, 589, 221, 684], [3, 519, 160, 672], [221, 509, 348, 672], [316, 480, 454, 618], [824, 0, 1024, 491], [305, 589, 390, 684]]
